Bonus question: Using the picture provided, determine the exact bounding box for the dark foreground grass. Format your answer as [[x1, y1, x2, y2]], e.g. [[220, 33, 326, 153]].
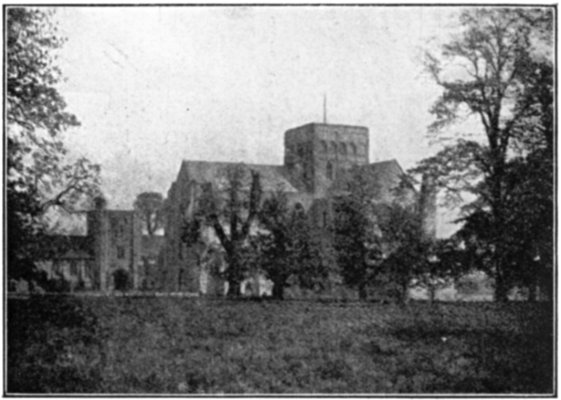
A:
[[7, 296, 554, 394]]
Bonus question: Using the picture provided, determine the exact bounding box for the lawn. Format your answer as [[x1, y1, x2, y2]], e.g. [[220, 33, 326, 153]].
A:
[[7, 296, 554, 394]]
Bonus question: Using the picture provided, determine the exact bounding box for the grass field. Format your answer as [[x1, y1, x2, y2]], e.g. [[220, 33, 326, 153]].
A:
[[7, 296, 554, 394]]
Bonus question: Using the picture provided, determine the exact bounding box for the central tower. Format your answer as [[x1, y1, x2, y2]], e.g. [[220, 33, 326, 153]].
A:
[[284, 123, 369, 196]]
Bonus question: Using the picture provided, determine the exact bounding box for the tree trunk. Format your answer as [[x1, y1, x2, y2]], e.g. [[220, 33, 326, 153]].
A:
[[399, 280, 409, 305], [528, 283, 537, 302], [428, 284, 436, 304], [494, 265, 508, 303], [225, 252, 243, 298], [358, 281, 368, 301], [227, 280, 241, 298], [488, 144, 509, 304], [272, 279, 285, 300]]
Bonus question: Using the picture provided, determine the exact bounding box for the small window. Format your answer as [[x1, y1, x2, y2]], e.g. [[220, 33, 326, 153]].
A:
[[339, 143, 347, 156], [350, 143, 357, 155], [329, 142, 337, 154], [326, 162, 334, 180], [115, 219, 125, 237], [320, 141, 328, 153], [117, 246, 125, 259], [323, 211, 328, 227]]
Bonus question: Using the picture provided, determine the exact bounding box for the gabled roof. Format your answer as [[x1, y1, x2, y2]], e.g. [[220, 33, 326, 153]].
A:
[[328, 159, 414, 202], [362, 159, 413, 201], [179, 160, 299, 193], [364, 159, 405, 182]]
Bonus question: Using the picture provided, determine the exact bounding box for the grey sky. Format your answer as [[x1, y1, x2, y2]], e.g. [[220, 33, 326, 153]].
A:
[[53, 6, 464, 235]]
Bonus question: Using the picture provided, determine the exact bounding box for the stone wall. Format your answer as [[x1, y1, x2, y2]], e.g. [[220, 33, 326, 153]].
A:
[[284, 123, 369, 196], [88, 210, 142, 291]]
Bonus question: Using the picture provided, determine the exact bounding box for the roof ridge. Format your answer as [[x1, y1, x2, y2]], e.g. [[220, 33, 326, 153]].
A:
[[181, 160, 284, 168], [370, 158, 397, 165]]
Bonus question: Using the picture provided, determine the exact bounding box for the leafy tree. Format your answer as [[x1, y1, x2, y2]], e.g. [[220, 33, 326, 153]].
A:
[[413, 8, 553, 302], [258, 191, 300, 299], [457, 151, 553, 301], [259, 191, 332, 299], [7, 7, 100, 280], [419, 237, 470, 302], [295, 224, 336, 294], [195, 164, 262, 298], [332, 168, 384, 300], [134, 192, 164, 236], [375, 203, 430, 304]]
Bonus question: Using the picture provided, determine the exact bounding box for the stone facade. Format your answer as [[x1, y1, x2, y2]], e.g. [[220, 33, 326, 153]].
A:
[[87, 209, 143, 291], [37, 209, 149, 292]]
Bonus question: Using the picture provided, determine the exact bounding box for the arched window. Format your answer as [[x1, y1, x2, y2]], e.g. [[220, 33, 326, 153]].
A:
[[350, 143, 357, 155], [339, 143, 347, 156], [329, 142, 337, 154], [320, 141, 328, 153], [326, 162, 334, 180]]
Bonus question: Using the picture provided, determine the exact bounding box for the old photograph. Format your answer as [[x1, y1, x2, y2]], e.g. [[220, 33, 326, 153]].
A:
[[5, 4, 555, 395]]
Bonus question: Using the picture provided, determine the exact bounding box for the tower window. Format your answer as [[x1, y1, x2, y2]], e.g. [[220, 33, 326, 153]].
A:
[[118, 223, 125, 237], [326, 162, 334, 180], [350, 143, 357, 155], [329, 142, 337, 154], [339, 143, 347, 156], [117, 246, 125, 259], [320, 141, 328, 153]]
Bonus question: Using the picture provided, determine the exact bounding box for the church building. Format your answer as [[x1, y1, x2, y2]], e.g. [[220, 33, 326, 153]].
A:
[[158, 122, 436, 294]]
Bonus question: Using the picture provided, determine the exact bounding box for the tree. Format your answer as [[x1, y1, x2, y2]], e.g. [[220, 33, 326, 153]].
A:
[[258, 191, 299, 299], [376, 202, 430, 304], [195, 164, 262, 298], [332, 167, 384, 300], [419, 237, 470, 303], [7, 7, 100, 280], [259, 191, 332, 299], [457, 150, 553, 301], [414, 8, 553, 302], [134, 192, 164, 236]]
